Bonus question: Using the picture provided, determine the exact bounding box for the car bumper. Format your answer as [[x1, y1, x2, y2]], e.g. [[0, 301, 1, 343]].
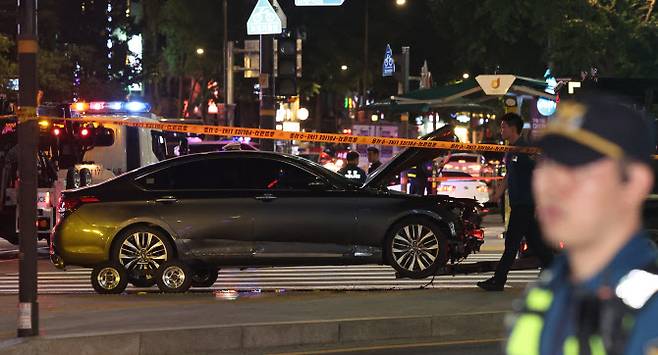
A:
[[50, 213, 112, 268]]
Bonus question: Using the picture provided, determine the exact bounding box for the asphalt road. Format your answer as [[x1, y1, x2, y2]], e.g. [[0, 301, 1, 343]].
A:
[[269, 339, 504, 355]]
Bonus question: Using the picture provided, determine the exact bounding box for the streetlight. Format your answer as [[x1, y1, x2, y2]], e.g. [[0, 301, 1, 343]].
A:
[[196, 48, 205, 55], [396, 0, 407, 6], [341, 65, 348, 71]]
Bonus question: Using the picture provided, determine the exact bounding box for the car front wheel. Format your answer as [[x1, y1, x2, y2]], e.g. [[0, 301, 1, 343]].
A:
[[386, 217, 448, 279]]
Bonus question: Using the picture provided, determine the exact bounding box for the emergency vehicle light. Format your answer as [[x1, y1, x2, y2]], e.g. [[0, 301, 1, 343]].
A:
[[125, 101, 148, 112], [70, 101, 151, 113]]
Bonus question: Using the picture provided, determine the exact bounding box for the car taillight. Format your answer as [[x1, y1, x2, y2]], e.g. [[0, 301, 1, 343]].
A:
[[439, 185, 456, 193], [58, 195, 100, 217]]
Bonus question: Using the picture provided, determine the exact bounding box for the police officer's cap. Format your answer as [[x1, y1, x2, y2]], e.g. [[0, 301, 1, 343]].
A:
[[537, 93, 655, 166]]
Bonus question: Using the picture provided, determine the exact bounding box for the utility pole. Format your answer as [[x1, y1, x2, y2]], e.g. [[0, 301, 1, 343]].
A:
[[223, 0, 235, 127], [362, 0, 369, 107], [16, 0, 39, 337], [259, 32, 275, 151]]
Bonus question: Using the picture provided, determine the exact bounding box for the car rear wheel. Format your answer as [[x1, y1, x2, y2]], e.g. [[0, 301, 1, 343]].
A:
[[386, 217, 448, 279], [156, 260, 193, 293], [112, 226, 173, 288], [91, 261, 128, 294], [191, 267, 219, 288]]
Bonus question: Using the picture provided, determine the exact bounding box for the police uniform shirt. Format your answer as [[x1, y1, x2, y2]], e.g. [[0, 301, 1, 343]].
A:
[[533, 233, 658, 355], [339, 164, 366, 185], [504, 136, 535, 207]]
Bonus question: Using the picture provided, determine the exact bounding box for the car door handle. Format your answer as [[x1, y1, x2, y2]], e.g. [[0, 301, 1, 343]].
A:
[[155, 196, 178, 204], [255, 194, 277, 202]]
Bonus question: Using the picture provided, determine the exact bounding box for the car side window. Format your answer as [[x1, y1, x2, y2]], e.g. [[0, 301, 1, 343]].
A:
[[137, 158, 242, 190], [246, 159, 317, 190]]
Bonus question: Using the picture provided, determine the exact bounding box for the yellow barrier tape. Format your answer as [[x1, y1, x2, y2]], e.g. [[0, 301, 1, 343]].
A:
[[25, 115, 658, 160], [46, 116, 538, 154], [16, 107, 37, 123]]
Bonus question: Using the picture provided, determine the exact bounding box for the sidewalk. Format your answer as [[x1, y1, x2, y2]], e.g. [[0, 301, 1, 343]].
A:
[[0, 288, 521, 354]]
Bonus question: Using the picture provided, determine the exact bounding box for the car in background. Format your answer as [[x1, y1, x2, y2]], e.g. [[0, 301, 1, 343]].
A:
[[51, 125, 485, 289], [436, 171, 489, 205], [443, 153, 493, 177], [187, 138, 258, 154]]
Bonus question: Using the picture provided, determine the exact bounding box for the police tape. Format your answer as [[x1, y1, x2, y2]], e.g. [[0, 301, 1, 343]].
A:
[[46, 116, 539, 154], [14, 115, 658, 159]]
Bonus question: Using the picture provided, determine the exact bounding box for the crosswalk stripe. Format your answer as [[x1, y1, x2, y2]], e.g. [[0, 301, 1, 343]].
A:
[[0, 252, 541, 294]]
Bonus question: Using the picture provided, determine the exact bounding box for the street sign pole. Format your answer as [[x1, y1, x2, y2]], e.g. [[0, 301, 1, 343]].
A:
[[17, 0, 39, 337], [247, 0, 280, 152], [259, 33, 275, 151]]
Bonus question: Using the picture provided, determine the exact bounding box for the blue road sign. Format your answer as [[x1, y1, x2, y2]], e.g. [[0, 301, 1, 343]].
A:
[[382, 44, 395, 77], [295, 0, 345, 6]]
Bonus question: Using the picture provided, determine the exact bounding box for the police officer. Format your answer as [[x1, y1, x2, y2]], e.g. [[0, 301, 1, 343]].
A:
[[338, 151, 367, 185], [507, 95, 658, 355], [367, 147, 382, 174], [478, 113, 554, 291]]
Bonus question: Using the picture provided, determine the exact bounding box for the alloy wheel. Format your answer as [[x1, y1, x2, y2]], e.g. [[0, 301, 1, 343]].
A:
[[391, 224, 440, 272], [118, 232, 168, 275], [96, 267, 121, 290], [162, 265, 186, 289]]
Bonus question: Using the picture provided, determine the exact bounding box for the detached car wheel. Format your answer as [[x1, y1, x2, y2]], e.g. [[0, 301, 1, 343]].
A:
[[112, 226, 172, 288], [91, 262, 128, 294], [79, 168, 92, 187], [386, 217, 448, 279], [66, 168, 80, 189], [156, 260, 193, 293], [191, 267, 219, 288]]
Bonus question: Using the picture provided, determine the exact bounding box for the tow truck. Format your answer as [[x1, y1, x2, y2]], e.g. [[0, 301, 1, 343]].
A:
[[0, 101, 167, 245]]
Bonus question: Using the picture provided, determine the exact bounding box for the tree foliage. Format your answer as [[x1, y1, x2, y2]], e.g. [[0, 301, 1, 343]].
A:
[[427, 0, 658, 78]]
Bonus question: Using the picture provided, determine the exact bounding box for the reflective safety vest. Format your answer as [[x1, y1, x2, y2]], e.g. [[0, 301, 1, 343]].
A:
[[507, 259, 658, 355]]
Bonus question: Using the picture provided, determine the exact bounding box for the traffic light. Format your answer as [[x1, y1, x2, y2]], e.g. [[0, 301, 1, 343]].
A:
[[276, 34, 297, 97]]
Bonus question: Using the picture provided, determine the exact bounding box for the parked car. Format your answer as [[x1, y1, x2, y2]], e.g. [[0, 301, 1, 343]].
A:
[[443, 153, 493, 177], [50, 125, 484, 292], [187, 139, 258, 154], [436, 171, 489, 205]]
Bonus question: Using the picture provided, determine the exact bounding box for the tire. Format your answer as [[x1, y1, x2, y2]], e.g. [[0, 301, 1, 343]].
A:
[[385, 217, 448, 279], [66, 168, 80, 189], [112, 226, 173, 288], [191, 267, 219, 288], [79, 168, 92, 187], [91, 261, 128, 294], [155, 260, 193, 293]]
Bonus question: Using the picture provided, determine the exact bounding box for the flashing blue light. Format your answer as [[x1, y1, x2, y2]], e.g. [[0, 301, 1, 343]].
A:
[[107, 102, 123, 110], [125, 101, 149, 112]]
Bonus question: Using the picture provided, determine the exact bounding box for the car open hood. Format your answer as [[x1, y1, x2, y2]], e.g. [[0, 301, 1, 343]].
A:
[[363, 125, 458, 188]]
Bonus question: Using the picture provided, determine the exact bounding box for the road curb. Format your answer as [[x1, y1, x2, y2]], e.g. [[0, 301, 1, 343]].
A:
[[0, 311, 507, 355]]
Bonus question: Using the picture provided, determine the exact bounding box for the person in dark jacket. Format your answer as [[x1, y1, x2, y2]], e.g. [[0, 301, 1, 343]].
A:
[[338, 151, 366, 185], [478, 113, 553, 291], [366, 146, 382, 174]]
